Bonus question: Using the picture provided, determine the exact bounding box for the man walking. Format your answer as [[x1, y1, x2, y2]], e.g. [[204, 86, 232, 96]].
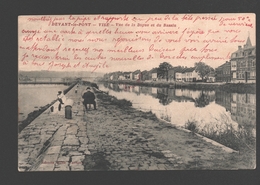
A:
[[82, 87, 97, 110]]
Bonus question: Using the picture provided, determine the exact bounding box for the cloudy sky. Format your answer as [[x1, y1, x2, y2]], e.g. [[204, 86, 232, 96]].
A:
[[18, 14, 255, 73]]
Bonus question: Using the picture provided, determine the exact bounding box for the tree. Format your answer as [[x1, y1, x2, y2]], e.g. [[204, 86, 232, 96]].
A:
[[158, 62, 173, 81], [194, 62, 213, 81], [194, 91, 210, 107]]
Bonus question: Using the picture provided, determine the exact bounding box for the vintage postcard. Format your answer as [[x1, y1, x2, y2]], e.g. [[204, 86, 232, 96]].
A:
[[18, 14, 256, 171]]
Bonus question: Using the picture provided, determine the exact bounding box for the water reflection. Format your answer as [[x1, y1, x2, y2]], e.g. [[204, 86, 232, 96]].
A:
[[100, 82, 256, 138], [216, 91, 256, 137]]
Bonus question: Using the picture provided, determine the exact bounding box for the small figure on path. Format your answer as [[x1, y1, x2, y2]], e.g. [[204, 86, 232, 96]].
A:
[[82, 87, 97, 110], [57, 91, 66, 111]]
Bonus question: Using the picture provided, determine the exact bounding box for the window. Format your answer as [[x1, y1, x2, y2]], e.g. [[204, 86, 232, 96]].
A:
[[247, 72, 250, 78], [233, 72, 236, 78], [248, 60, 252, 66], [252, 60, 255, 67], [251, 71, 256, 78]]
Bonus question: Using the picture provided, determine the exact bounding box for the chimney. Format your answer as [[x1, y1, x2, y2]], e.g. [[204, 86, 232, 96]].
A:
[[238, 46, 242, 50]]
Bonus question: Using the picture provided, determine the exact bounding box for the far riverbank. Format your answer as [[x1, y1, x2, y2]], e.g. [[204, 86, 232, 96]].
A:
[[100, 80, 256, 94]]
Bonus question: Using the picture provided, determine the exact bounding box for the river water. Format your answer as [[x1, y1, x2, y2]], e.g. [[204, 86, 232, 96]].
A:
[[18, 84, 67, 122], [18, 83, 256, 139], [99, 82, 256, 137]]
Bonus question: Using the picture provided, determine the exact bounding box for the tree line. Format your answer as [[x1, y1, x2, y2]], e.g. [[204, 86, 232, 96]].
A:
[[158, 61, 214, 81]]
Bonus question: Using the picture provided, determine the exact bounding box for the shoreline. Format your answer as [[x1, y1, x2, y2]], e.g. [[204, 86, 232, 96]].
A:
[[93, 89, 255, 169], [95, 88, 255, 153], [100, 80, 256, 94]]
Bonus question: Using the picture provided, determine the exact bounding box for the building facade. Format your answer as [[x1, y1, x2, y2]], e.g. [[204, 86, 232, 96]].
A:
[[167, 66, 183, 82], [215, 61, 231, 82], [141, 70, 149, 81], [149, 68, 158, 81], [180, 67, 201, 82], [230, 36, 256, 83]]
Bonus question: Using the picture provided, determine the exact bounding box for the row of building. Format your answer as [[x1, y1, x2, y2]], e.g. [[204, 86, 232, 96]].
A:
[[104, 36, 256, 83], [104, 66, 206, 82]]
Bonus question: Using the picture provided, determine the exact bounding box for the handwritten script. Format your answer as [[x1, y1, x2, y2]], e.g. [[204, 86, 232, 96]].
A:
[[18, 14, 255, 72]]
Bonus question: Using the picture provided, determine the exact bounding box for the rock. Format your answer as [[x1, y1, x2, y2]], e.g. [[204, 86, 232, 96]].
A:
[[46, 146, 61, 155]]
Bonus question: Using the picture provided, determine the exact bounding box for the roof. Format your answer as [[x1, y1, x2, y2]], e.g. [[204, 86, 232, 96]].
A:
[[169, 66, 183, 73], [182, 67, 195, 73], [245, 36, 252, 47], [216, 61, 230, 69], [133, 70, 141, 74], [231, 36, 255, 55], [149, 68, 158, 73]]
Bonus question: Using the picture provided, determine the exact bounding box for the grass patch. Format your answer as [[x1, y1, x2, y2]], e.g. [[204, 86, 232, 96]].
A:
[[184, 115, 256, 152], [199, 123, 255, 151], [96, 93, 132, 108], [184, 119, 199, 133], [110, 98, 132, 107]]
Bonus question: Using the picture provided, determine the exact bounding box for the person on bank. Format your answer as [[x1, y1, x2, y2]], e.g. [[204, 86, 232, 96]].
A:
[[57, 91, 66, 111], [82, 87, 97, 110]]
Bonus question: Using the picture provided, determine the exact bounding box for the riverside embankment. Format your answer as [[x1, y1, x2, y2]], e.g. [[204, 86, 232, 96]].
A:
[[18, 81, 255, 171]]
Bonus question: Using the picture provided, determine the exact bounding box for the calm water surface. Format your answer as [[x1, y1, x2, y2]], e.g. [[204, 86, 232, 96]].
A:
[[99, 83, 256, 137], [18, 84, 67, 121], [18, 83, 256, 138]]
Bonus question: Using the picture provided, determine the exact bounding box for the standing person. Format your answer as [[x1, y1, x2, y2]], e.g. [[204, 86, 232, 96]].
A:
[[82, 87, 97, 110], [57, 91, 66, 111]]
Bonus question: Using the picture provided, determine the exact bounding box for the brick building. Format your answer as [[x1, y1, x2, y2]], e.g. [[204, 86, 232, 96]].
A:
[[230, 36, 256, 83], [215, 61, 231, 82]]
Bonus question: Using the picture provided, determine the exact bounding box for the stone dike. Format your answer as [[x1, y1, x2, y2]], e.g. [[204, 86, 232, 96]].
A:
[[18, 82, 254, 171]]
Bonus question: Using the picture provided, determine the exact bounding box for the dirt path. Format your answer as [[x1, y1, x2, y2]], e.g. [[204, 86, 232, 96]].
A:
[[18, 83, 255, 171]]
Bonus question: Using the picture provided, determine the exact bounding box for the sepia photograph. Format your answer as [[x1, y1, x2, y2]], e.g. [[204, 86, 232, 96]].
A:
[[18, 14, 256, 171]]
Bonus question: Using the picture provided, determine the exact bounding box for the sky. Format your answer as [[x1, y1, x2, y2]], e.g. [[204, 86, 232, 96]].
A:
[[18, 13, 256, 73]]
